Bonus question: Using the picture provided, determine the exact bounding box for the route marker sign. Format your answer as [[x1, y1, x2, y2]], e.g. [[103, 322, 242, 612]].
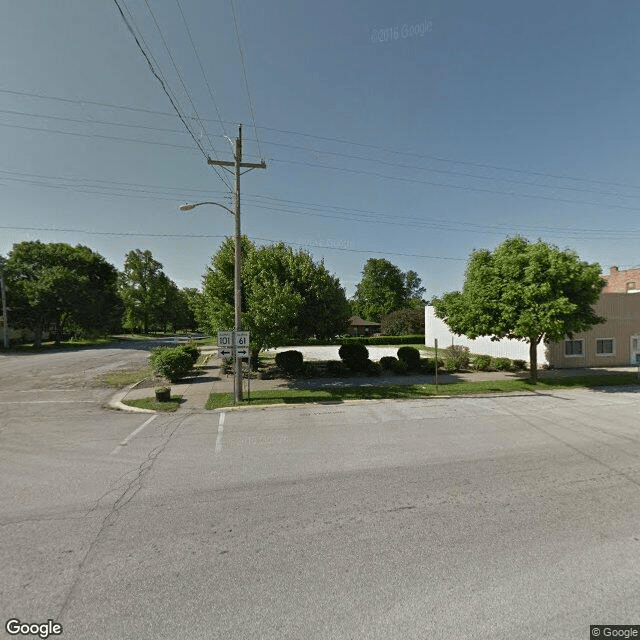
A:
[[217, 330, 250, 357], [235, 331, 250, 357]]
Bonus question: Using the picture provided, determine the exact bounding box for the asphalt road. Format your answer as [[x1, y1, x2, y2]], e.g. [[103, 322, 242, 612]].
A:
[[2, 345, 640, 639]]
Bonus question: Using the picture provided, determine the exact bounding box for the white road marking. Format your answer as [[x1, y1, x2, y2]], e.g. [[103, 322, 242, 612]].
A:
[[214, 412, 225, 454], [110, 415, 157, 455], [0, 400, 96, 404]]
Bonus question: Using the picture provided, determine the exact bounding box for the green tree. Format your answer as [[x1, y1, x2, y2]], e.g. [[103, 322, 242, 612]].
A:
[[119, 249, 167, 333], [4, 241, 120, 346], [380, 308, 425, 335], [431, 237, 606, 382], [201, 238, 350, 353], [352, 259, 426, 321]]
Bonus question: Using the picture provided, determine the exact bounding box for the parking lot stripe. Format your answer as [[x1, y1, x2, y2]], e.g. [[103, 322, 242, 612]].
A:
[[110, 415, 157, 455], [214, 412, 225, 454]]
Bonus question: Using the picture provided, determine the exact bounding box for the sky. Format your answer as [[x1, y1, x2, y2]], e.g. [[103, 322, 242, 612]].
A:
[[2, 0, 640, 300]]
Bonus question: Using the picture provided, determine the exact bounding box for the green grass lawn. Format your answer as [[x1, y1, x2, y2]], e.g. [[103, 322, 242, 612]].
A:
[[205, 373, 640, 409], [122, 395, 184, 412], [96, 367, 152, 388]]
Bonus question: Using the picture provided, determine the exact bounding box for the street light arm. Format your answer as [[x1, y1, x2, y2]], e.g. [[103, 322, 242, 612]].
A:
[[179, 201, 234, 216]]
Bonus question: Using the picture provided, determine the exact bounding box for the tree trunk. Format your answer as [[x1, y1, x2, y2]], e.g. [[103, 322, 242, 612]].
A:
[[529, 337, 539, 383]]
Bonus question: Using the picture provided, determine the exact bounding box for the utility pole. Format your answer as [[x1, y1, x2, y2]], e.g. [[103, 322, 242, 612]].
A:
[[208, 125, 266, 403], [0, 258, 9, 349]]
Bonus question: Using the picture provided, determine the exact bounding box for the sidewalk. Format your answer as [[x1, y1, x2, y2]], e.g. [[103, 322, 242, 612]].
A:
[[114, 349, 640, 412]]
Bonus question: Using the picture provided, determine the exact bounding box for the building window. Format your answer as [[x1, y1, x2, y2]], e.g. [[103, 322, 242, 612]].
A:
[[596, 338, 615, 355], [564, 340, 584, 356]]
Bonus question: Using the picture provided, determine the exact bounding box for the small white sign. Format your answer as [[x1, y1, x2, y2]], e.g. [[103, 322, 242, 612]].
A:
[[235, 331, 250, 346], [217, 331, 233, 347], [218, 346, 233, 357], [236, 347, 250, 357]]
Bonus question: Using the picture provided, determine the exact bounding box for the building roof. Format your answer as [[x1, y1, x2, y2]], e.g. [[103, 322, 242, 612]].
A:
[[348, 315, 381, 326]]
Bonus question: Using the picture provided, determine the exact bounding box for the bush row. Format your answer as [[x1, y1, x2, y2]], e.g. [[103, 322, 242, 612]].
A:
[[281, 334, 425, 347]]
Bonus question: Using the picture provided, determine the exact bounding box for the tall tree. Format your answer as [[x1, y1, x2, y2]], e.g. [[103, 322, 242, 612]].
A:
[[352, 259, 426, 321], [201, 238, 350, 353], [431, 236, 606, 381], [119, 249, 166, 333], [4, 241, 120, 345]]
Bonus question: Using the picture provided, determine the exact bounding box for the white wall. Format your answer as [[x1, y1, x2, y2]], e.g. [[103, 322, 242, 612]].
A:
[[425, 306, 548, 364]]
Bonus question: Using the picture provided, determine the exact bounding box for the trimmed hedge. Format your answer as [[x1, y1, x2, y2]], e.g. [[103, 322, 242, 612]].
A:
[[325, 360, 348, 377], [281, 334, 425, 347], [339, 343, 370, 371], [379, 356, 398, 370], [397, 346, 421, 371], [275, 350, 304, 375]]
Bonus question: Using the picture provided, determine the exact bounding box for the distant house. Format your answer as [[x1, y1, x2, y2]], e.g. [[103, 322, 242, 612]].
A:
[[348, 316, 381, 337]]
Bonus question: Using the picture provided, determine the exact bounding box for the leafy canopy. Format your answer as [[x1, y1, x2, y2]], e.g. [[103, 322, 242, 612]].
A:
[[352, 259, 426, 322], [431, 236, 606, 380], [201, 238, 350, 351]]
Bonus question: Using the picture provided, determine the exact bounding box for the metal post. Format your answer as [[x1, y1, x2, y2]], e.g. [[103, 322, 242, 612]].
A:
[[234, 126, 243, 403], [0, 259, 8, 349], [434, 338, 438, 392]]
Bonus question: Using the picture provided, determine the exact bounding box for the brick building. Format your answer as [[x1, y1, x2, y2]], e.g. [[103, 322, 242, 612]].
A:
[[603, 266, 640, 293]]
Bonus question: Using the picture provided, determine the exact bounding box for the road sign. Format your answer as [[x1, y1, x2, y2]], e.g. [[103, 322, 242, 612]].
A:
[[218, 347, 233, 357], [236, 346, 250, 357], [235, 331, 250, 347], [217, 331, 233, 347]]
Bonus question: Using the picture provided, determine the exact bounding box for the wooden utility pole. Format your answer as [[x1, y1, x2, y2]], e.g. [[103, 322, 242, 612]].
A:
[[208, 126, 266, 402]]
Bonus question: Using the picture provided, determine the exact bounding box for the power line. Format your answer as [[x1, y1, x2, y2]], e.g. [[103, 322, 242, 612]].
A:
[[229, 0, 263, 159], [1, 167, 639, 240], [112, 0, 231, 190], [4, 86, 640, 192], [175, 0, 228, 139], [0, 225, 467, 261]]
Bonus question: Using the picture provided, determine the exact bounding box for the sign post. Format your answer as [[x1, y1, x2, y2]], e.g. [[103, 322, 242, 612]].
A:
[[434, 338, 438, 393], [217, 331, 251, 404]]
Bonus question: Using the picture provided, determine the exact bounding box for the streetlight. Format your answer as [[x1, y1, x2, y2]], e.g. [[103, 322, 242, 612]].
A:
[[179, 200, 243, 404]]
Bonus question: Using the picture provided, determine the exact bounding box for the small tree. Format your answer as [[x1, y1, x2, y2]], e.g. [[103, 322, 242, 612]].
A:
[[432, 237, 606, 382], [381, 308, 425, 335]]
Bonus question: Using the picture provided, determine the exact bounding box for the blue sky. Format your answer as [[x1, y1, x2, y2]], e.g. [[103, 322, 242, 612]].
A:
[[2, 0, 640, 299]]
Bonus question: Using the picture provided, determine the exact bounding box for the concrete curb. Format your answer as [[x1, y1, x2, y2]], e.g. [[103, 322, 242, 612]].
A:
[[106, 380, 156, 413]]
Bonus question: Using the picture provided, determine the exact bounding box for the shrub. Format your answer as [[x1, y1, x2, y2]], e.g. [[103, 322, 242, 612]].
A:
[[325, 360, 347, 377], [397, 346, 421, 371], [181, 342, 200, 364], [393, 358, 408, 374], [491, 357, 512, 371], [275, 350, 304, 375], [420, 357, 443, 374], [339, 343, 369, 371], [512, 359, 527, 371], [379, 356, 398, 370], [366, 359, 382, 376], [443, 345, 470, 371], [149, 346, 194, 382], [472, 354, 492, 371]]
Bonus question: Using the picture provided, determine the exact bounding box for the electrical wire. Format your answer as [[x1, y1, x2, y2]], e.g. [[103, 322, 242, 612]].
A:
[[175, 0, 228, 140], [0, 224, 467, 261], [3, 86, 640, 193], [229, 0, 263, 159], [113, 0, 231, 190]]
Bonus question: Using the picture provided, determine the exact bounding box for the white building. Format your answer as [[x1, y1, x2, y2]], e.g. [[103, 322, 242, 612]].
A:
[[425, 306, 548, 365]]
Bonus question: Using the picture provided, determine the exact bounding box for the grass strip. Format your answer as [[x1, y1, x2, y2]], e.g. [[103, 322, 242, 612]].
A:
[[122, 395, 184, 412], [205, 373, 640, 409], [97, 367, 152, 388]]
